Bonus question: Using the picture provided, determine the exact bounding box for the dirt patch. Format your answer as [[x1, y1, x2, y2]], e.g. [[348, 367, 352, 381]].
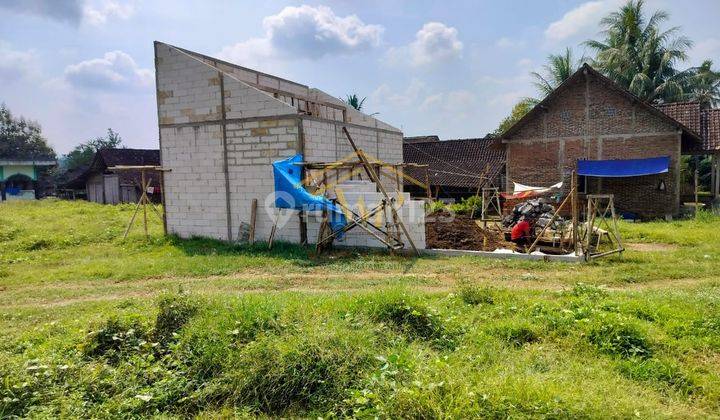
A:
[[626, 243, 678, 252], [425, 211, 512, 251]]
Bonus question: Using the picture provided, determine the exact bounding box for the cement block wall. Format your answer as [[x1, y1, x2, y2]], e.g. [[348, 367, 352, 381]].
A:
[[155, 41, 424, 247]]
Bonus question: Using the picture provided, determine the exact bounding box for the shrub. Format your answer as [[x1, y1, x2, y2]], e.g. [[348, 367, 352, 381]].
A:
[[587, 319, 651, 358], [426, 200, 446, 214], [154, 292, 200, 344], [447, 196, 482, 216]]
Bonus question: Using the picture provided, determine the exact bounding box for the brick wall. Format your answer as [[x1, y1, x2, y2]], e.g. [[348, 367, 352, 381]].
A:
[[504, 71, 681, 219]]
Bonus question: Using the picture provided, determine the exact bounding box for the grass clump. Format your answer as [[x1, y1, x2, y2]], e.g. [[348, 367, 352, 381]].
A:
[[369, 297, 458, 349], [196, 326, 375, 415], [587, 318, 651, 358], [456, 282, 495, 305], [492, 322, 540, 347], [154, 292, 200, 344], [81, 316, 151, 363], [618, 358, 699, 395]]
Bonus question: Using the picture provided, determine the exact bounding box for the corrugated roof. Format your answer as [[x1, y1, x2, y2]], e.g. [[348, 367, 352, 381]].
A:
[[403, 137, 505, 188]]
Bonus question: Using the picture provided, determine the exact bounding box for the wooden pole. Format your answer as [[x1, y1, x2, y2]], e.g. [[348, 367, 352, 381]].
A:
[[249, 198, 257, 244], [141, 170, 148, 238], [424, 168, 432, 199], [694, 156, 700, 219], [571, 170, 579, 256], [268, 210, 280, 250], [526, 186, 575, 254]]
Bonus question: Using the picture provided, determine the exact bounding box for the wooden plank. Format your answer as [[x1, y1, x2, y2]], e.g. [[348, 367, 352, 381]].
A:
[[249, 198, 257, 244]]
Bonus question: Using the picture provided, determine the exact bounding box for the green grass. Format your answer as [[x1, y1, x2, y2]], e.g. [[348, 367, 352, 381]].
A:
[[1, 199, 720, 417]]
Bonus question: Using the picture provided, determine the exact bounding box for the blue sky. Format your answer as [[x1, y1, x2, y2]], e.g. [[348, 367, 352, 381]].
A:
[[1, 0, 719, 154]]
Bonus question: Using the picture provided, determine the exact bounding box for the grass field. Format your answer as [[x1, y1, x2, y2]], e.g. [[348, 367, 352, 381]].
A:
[[1, 199, 719, 418]]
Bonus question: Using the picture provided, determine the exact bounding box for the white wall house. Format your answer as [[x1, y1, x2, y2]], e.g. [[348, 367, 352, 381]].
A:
[[154, 42, 425, 248]]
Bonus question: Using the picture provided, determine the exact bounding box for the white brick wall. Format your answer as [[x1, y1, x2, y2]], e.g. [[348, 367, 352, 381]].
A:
[[156, 42, 423, 248]]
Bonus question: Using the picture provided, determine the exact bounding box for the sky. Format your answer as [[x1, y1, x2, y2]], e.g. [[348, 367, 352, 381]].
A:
[[1, 0, 719, 155]]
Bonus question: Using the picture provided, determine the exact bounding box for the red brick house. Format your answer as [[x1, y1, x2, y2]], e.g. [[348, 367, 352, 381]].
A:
[[501, 64, 704, 219]]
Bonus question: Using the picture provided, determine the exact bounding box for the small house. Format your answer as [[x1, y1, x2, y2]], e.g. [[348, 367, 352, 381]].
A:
[[64, 148, 160, 204], [0, 157, 56, 201]]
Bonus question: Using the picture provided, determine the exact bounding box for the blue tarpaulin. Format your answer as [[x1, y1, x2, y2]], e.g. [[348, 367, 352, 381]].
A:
[[272, 154, 347, 235], [577, 156, 670, 177]]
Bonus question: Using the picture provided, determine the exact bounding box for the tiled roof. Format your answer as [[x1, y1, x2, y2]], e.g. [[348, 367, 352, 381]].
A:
[[403, 137, 505, 188], [656, 102, 720, 152], [97, 148, 160, 167], [403, 135, 440, 144]]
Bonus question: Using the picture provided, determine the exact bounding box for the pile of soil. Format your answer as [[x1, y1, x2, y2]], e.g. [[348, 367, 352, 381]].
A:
[[425, 211, 507, 251]]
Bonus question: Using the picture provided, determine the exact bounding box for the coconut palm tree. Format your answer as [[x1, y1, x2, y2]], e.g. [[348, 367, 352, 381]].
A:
[[678, 60, 720, 108], [530, 48, 581, 97], [584, 0, 692, 103], [343, 94, 367, 111]]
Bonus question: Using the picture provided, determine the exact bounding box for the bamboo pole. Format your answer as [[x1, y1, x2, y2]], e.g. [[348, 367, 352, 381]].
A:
[[249, 198, 257, 244], [141, 170, 148, 238], [571, 170, 579, 256], [526, 186, 575, 254]]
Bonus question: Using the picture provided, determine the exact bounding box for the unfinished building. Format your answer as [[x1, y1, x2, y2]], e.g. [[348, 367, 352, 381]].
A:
[[153, 42, 425, 248]]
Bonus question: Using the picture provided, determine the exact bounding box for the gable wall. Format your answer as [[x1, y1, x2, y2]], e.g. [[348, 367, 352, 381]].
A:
[[505, 71, 682, 218]]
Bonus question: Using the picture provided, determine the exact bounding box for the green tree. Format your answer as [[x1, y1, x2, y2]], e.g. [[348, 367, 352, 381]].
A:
[[493, 98, 538, 136], [678, 60, 720, 108], [531, 48, 581, 97], [62, 129, 123, 170], [342, 93, 367, 111], [584, 0, 692, 103], [0, 104, 56, 160]]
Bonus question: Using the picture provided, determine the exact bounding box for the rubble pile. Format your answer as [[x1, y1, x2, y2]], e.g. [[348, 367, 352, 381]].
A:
[[502, 198, 566, 230]]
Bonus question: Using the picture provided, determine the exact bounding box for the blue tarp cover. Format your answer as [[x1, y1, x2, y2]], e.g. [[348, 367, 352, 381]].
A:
[[577, 156, 670, 177], [272, 154, 347, 235]]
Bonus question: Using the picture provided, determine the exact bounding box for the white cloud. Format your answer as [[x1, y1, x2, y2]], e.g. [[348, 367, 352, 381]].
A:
[[0, 0, 135, 26], [82, 0, 135, 26], [371, 78, 427, 108], [496, 37, 526, 49], [409, 22, 463, 66], [0, 42, 40, 82], [544, 0, 620, 42], [219, 4, 383, 65], [64, 50, 152, 91], [516, 58, 533, 68], [420, 90, 476, 116]]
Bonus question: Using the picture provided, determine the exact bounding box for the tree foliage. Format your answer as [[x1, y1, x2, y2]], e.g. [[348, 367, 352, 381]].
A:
[[62, 129, 123, 170], [584, 0, 693, 103], [343, 94, 367, 111], [531, 48, 582, 97], [493, 98, 538, 136], [0, 104, 56, 160]]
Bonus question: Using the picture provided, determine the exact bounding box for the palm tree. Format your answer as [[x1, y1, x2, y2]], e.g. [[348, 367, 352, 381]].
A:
[[584, 0, 692, 103], [343, 94, 366, 111], [678, 60, 720, 108], [531, 48, 581, 97]]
